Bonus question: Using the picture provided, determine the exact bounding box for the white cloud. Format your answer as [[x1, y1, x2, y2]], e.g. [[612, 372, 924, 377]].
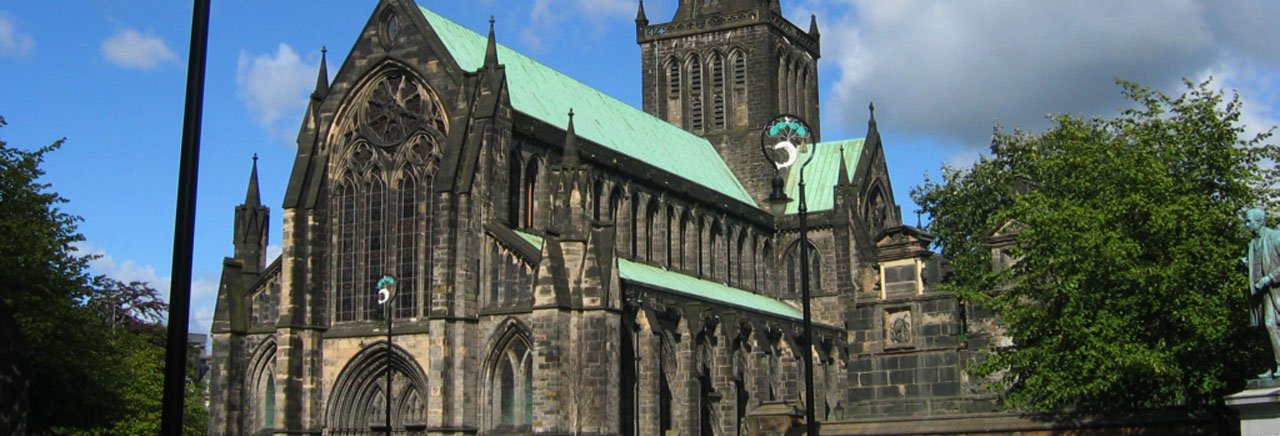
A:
[[266, 244, 283, 263], [0, 13, 34, 58], [521, 0, 632, 51], [237, 43, 319, 144], [74, 243, 220, 341], [101, 28, 178, 70], [814, 0, 1280, 149]]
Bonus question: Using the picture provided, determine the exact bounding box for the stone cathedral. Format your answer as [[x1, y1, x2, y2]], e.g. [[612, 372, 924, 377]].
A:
[[209, 0, 1003, 434]]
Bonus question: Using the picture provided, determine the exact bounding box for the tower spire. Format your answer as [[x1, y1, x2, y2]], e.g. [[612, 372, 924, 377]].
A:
[[245, 153, 261, 206], [562, 109, 579, 166], [484, 16, 499, 68], [636, 1, 648, 26], [312, 47, 329, 100], [809, 14, 820, 36]]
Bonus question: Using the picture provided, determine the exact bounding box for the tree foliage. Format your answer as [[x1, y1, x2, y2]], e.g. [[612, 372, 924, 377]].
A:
[[912, 80, 1279, 412], [0, 117, 207, 433]]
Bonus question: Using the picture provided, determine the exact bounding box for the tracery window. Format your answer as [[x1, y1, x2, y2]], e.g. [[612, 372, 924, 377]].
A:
[[330, 67, 444, 323]]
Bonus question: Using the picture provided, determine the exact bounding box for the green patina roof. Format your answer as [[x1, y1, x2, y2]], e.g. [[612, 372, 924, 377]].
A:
[[513, 229, 544, 250], [419, 5, 755, 206], [617, 258, 803, 321], [783, 138, 865, 214]]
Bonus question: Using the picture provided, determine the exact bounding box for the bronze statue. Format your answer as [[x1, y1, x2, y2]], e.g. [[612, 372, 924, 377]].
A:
[[1247, 207, 1280, 377]]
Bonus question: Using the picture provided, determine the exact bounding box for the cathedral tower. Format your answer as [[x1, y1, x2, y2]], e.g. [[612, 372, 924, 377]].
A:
[[637, 0, 821, 205]]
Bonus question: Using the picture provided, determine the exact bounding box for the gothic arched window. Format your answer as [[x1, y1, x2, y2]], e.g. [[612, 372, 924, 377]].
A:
[[688, 55, 704, 130], [489, 244, 501, 305], [645, 198, 660, 262], [337, 179, 357, 322], [395, 173, 419, 318], [523, 159, 539, 228], [785, 240, 821, 294], [364, 177, 387, 320], [489, 332, 534, 431], [709, 221, 721, 280], [731, 50, 747, 127], [330, 67, 445, 323]]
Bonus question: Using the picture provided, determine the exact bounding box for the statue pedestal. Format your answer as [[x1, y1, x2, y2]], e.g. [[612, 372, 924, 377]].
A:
[[1227, 378, 1280, 436]]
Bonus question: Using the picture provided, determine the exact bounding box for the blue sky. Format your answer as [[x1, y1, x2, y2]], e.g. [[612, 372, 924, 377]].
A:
[[1, 0, 1278, 340]]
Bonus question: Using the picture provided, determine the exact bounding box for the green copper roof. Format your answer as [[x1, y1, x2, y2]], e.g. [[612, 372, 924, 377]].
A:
[[418, 5, 755, 206], [784, 138, 865, 214], [617, 258, 803, 321], [513, 229, 544, 250]]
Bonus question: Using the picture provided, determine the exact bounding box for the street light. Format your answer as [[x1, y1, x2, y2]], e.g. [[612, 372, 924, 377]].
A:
[[376, 275, 397, 436], [760, 114, 818, 435]]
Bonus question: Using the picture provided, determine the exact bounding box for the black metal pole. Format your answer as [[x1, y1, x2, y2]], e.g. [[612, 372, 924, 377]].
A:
[[161, 0, 210, 434], [798, 167, 818, 435], [386, 301, 393, 436]]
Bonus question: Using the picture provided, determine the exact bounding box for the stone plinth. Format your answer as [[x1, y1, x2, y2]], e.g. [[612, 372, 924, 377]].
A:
[[1227, 379, 1280, 436]]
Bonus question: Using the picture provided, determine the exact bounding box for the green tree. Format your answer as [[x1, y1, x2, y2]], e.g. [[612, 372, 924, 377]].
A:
[[0, 115, 122, 431], [912, 80, 1278, 412], [0, 117, 207, 433]]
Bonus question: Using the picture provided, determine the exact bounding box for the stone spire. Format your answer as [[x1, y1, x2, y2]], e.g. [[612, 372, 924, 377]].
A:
[[245, 153, 261, 206], [809, 14, 820, 36], [562, 109, 579, 166], [635, 0, 648, 26], [484, 16, 499, 68], [312, 47, 329, 101]]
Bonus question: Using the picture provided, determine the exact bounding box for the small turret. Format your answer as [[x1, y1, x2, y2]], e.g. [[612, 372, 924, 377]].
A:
[[562, 109, 579, 166], [484, 16, 499, 68], [233, 155, 269, 274], [636, 1, 648, 26], [311, 47, 329, 102]]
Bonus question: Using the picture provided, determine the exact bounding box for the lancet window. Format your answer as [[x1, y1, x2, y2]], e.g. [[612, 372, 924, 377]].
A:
[[688, 55, 704, 130], [785, 240, 821, 294], [487, 243, 534, 307], [488, 331, 534, 431]]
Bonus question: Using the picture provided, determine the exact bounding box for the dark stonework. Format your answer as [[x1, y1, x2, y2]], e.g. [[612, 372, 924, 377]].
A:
[[204, 1, 1070, 435]]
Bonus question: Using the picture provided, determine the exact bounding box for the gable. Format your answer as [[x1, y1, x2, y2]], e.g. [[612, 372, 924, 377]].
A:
[[417, 5, 756, 206]]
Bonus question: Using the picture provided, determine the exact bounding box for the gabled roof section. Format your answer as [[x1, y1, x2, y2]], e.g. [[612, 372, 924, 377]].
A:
[[784, 138, 865, 214], [418, 5, 755, 206], [618, 258, 803, 321]]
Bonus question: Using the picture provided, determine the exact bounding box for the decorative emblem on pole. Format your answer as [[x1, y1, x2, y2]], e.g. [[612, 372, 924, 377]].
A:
[[376, 276, 397, 305], [761, 115, 811, 170]]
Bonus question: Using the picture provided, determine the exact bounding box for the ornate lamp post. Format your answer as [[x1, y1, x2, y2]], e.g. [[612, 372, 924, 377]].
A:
[[760, 114, 818, 435], [376, 275, 397, 436]]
